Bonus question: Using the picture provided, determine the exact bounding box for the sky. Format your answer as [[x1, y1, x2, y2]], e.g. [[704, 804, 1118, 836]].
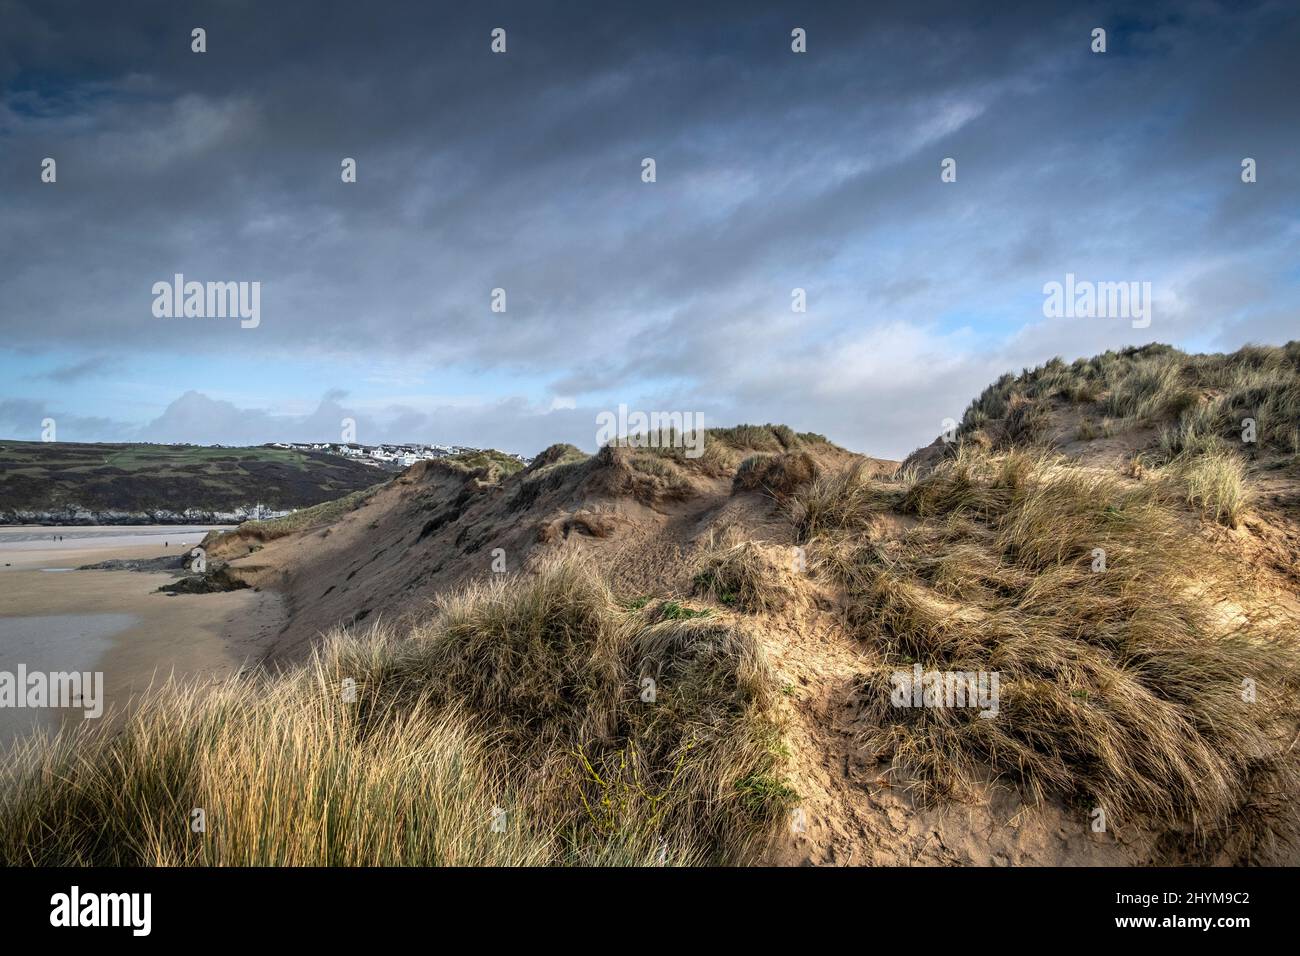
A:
[[1, 0, 1297, 459]]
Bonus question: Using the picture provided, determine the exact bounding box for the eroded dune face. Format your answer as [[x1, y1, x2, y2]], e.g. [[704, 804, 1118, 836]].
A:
[[205, 429, 876, 665]]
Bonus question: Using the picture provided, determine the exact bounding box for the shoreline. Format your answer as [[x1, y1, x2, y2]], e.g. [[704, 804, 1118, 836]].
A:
[[0, 528, 284, 748]]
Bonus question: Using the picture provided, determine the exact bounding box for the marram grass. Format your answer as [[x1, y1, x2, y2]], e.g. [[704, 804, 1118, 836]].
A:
[[0, 559, 791, 867]]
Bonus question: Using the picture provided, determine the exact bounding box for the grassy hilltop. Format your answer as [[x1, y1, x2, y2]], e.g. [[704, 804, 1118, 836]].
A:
[[0, 441, 383, 520]]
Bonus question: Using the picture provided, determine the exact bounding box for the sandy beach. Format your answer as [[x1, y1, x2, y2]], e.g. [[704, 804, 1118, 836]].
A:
[[0, 526, 284, 746]]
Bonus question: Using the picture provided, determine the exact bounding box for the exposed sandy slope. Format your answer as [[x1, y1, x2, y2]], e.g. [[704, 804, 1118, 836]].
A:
[[716, 540, 1144, 866], [205, 442, 877, 663]]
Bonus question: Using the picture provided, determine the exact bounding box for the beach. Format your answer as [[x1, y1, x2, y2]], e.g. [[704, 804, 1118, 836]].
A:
[[0, 526, 284, 747]]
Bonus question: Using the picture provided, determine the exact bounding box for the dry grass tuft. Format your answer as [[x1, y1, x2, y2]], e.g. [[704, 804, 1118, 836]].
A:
[[1168, 448, 1253, 527], [692, 528, 794, 614], [791, 459, 906, 539], [733, 451, 818, 500]]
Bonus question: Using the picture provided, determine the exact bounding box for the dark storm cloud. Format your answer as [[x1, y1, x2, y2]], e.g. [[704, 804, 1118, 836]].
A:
[[1, 0, 1297, 457]]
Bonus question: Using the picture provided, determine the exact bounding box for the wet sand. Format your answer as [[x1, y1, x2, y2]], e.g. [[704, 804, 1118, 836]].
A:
[[0, 526, 284, 746], [0, 525, 222, 571]]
